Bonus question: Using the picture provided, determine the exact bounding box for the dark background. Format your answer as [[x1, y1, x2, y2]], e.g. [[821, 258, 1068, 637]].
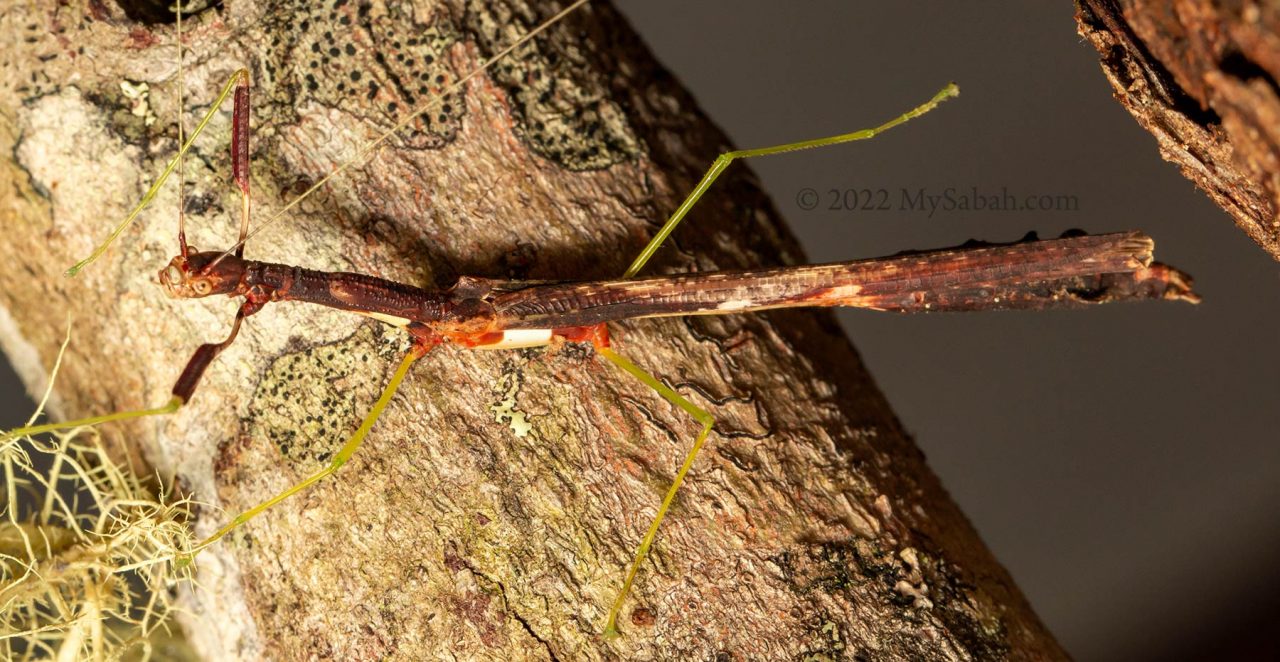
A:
[[609, 2, 1280, 661], [2, 2, 1276, 660]]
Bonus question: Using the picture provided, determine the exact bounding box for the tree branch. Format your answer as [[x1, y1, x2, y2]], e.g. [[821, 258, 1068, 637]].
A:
[[1076, 0, 1280, 260], [0, 0, 1065, 658]]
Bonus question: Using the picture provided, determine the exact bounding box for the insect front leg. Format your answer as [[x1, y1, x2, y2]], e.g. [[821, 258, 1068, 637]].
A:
[[0, 300, 260, 444], [68, 69, 251, 276]]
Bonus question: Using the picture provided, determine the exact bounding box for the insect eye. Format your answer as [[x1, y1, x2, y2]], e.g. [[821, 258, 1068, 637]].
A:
[[194, 281, 212, 295]]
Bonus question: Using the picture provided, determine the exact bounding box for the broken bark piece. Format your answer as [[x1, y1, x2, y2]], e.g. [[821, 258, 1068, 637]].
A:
[[1076, 0, 1280, 260]]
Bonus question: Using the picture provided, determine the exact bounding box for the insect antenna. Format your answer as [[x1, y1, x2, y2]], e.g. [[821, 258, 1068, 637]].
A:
[[207, 0, 592, 267], [175, 1, 187, 257], [68, 0, 590, 276]]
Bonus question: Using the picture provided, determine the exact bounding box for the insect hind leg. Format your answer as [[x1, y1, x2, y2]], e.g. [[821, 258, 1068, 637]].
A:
[[594, 343, 714, 638], [622, 83, 959, 279]]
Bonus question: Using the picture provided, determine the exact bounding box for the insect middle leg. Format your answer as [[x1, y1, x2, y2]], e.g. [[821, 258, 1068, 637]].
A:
[[0, 300, 259, 445], [595, 84, 959, 634]]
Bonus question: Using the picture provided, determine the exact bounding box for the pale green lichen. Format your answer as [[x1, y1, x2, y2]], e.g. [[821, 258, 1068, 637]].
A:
[[119, 80, 156, 127], [489, 368, 532, 438], [1, 333, 196, 661]]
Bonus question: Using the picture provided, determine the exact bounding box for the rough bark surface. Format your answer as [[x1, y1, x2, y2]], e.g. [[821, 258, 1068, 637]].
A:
[[1076, 0, 1280, 261], [0, 1, 1065, 659]]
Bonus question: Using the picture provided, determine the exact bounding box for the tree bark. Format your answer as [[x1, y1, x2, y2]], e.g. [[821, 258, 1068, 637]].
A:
[[0, 1, 1065, 659], [1076, 0, 1280, 261]]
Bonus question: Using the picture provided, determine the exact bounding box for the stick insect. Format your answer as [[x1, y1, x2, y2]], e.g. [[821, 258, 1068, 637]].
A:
[[2, 0, 1198, 642]]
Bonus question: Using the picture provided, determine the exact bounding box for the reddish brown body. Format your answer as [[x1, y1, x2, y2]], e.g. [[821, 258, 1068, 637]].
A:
[[163, 231, 1193, 336], [158, 230, 1194, 403]]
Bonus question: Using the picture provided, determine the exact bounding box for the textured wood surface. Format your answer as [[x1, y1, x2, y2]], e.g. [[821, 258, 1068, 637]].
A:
[[0, 1, 1065, 659], [1076, 0, 1280, 261]]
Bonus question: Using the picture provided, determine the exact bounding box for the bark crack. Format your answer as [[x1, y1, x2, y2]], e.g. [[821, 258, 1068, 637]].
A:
[[462, 557, 561, 662]]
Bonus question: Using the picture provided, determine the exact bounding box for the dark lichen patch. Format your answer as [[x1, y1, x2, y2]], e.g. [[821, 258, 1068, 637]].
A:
[[919, 556, 1012, 660], [932, 602, 1010, 661], [259, 0, 464, 150], [82, 83, 156, 148], [84, 70, 211, 167], [778, 540, 1014, 659], [12, 3, 123, 94], [774, 540, 900, 598], [813, 541, 869, 594], [181, 189, 220, 217], [248, 323, 403, 465], [463, 0, 639, 170]]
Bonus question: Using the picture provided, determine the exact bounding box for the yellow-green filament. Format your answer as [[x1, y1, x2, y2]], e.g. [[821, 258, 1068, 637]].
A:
[[1, 396, 182, 443], [597, 347, 714, 638], [623, 83, 959, 279], [66, 70, 249, 277]]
